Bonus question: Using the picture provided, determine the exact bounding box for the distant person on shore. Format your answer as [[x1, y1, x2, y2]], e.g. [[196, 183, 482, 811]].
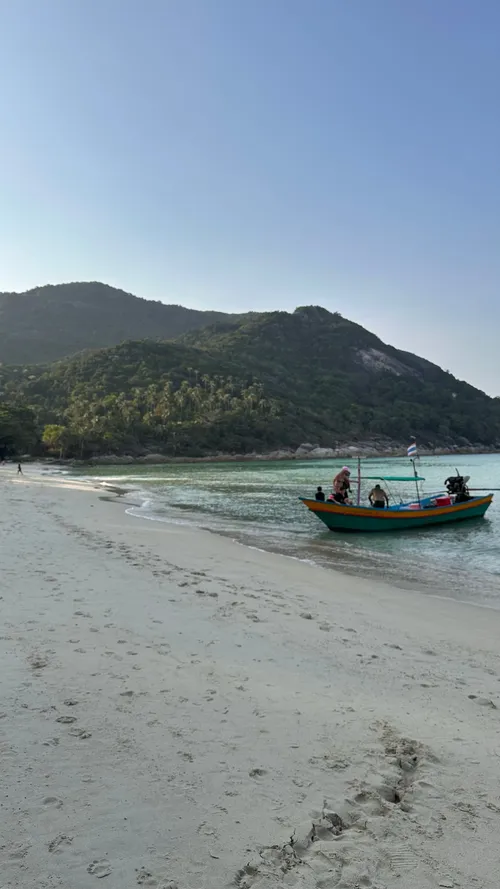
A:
[[369, 483, 388, 509], [17, 463, 23, 475], [315, 486, 325, 501], [333, 466, 351, 504]]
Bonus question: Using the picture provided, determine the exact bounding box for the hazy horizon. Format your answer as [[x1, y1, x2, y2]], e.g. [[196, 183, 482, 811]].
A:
[[1, 1, 499, 394]]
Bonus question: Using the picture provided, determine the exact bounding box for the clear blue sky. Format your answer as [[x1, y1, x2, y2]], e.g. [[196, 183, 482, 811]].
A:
[[1, 1, 499, 393]]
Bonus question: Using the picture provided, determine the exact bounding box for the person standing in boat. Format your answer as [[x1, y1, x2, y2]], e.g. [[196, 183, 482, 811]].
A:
[[315, 486, 326, 501], [332, 466, 352, 503], [369, 483, 389, 509]]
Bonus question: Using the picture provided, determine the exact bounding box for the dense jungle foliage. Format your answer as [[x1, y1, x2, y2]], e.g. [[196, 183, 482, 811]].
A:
[[1, 299, 499, 459]]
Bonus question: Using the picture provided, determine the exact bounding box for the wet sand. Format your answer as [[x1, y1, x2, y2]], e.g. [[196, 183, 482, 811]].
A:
[[1, 472, 500, 888]]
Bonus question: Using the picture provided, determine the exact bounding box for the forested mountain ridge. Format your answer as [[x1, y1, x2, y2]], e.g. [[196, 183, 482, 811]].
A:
[[1, 301, 499, 458], [0, 281, 241, 364], [179, 306, 499, 444]]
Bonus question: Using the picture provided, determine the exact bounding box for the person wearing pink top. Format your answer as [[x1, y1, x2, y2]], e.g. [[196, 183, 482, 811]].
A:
[[332, 466, 351, 504]]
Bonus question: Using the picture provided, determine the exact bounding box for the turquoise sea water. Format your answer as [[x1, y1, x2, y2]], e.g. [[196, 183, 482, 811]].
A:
[[74, 454, 500, 607]]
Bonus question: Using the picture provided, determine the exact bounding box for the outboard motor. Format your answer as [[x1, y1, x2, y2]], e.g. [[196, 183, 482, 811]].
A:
[[444, 475, 471, 502]]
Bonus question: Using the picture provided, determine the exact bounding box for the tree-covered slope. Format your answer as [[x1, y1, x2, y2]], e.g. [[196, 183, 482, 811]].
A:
[[1, 305, 499, 457], [0, 281, 237, 364], [181, 306, 499, 445]]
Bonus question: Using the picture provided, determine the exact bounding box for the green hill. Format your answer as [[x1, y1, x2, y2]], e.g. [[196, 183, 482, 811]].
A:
[[1, 303, 499, 458], [180, 306, 500, 446], [0, 281, 237, 364]]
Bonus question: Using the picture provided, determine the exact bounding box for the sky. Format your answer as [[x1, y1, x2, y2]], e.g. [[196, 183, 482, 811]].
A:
[[0, 0, 499, 393]]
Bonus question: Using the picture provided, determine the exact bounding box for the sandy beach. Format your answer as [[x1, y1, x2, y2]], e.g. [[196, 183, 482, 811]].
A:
[[1, 471, 500, 888]]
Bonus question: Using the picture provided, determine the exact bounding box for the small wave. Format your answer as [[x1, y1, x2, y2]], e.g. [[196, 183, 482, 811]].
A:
[[83, 474, 176, 483], [426, 592, 500, 612], [230, 538, 320, 567], [125, 505, 195, 528], [39, 467, 70, 476]]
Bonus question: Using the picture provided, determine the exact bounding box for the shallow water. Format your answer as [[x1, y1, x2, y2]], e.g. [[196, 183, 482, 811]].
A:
[[72, 454, 500, 607]]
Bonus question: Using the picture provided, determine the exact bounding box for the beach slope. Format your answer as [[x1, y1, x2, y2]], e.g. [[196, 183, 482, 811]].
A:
[[1, 475, 500, 888]]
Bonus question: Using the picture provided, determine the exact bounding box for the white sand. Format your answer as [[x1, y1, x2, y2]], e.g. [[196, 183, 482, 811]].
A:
[[1, 470, 500, 889]]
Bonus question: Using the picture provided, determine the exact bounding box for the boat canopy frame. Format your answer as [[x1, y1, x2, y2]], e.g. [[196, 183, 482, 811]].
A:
[[361, 475, 425, 483]]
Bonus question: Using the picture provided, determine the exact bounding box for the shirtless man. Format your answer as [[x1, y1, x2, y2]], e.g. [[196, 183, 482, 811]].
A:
[[369, 483, 388, 508]]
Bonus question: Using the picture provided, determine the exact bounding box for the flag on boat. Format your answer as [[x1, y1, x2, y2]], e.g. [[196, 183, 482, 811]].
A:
[[407, 441, 417, 458]]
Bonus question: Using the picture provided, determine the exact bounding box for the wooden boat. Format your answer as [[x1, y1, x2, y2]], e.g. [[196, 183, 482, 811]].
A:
[[301, 469, 493, 533]]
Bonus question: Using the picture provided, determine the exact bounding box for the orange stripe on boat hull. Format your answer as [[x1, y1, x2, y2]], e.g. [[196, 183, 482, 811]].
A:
[[302, 495, 493, 519]]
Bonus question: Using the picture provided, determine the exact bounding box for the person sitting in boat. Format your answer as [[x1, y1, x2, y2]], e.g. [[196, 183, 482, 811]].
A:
[[315, 486, 325, 501], [332, 467, 352, 504], [369, 483, 389, 509]]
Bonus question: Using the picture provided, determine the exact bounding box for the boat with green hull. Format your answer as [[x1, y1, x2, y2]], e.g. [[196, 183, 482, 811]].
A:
[[301, 464, 494, 533], [301, 492, 493, 532]]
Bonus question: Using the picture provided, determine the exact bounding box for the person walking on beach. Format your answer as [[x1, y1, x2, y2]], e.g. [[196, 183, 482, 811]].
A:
[[17, 463, 23, 475]]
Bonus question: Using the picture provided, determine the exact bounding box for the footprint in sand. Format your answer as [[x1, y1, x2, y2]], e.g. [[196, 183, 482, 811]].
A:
[[6, 844, 31, 860], [178, 751, 194, 762], [87, 860, 112, 878], [69, 728, 92, 739], [48, 834, 73, 853], [136, 867, 171, 886], [43, 796, 63, 808], [468, 694, 497, 709], [28, 653, 49, 670]]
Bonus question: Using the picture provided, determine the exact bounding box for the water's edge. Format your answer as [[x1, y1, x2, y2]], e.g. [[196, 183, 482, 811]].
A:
[[63, 454, 500, 609]]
